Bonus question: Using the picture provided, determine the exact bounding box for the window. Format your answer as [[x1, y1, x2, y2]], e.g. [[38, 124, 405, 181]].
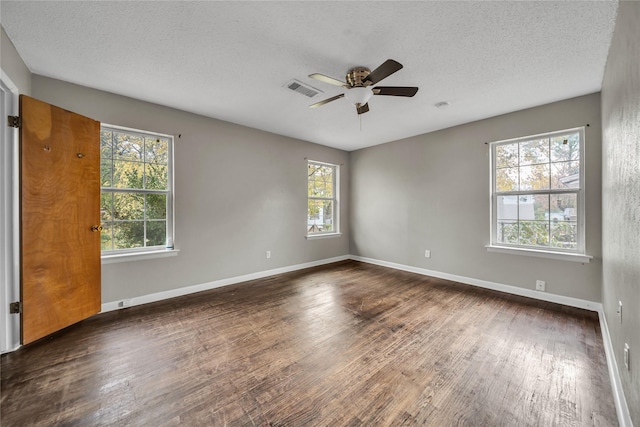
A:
[[307, 160, 339, 236], [490, 127, 585, 254], [100, 125, 174, 253]]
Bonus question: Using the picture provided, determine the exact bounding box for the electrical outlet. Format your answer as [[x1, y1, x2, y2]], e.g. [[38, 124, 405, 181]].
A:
[[535, 280, 546, 292], [617, 301, 623, 323], [424, 250, 431, 258], [624, 343, 630, 370], [266, 251, 271, 259], [118, 299, 131, 308]]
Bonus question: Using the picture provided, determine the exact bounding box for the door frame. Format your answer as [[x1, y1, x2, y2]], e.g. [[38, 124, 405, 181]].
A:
[[0, 73, 20, 353]]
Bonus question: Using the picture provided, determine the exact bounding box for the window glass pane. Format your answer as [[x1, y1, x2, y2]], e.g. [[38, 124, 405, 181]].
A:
[[145, 163, 168, 190], [145, 137, 169, 164], [146, 194, 167, 220], [551, 161, 580, 189], [495, 143, 518, 168], [497, 195, 518, 220], [100, 159, 112, 187], [517, 195, 537, 221], [113, 160, 144, 189], [100, 130, 113, 158], [551, 193, 577, 222], [100, 192, 113, 222], [146, 220, 166, 246], [307, 199, 333, 233], [495, 167, 518, 192], [519, 164, 550, 190], [497, 222, 518, 244], [496, 195, 518, 244], [114, 192, 144, 220], [308, 164, 334, 198], [113, 221, 144, 249], [100, 223, 113, 251], [519, 221, 550, 247], [519, 138, 549, 165], [530, 194, 550, 221], [551, 221, 577, 250], [550, 133, 579, 162], [114, 132, 144, 161]]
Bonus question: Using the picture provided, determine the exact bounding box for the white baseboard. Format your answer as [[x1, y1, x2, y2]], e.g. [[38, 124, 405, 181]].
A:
[[350, 254, 633, 427], [101, 255, 350, 313], [599, 309, 633, 427], [349, 255, 601, 311]]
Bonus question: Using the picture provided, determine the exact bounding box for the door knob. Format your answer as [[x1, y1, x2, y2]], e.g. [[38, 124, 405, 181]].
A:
[[90, 225, 103, 232]]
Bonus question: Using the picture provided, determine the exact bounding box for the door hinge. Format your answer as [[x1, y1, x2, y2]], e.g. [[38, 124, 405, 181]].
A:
[[7, 116, 20, 128], [9, 301, 21, 314]]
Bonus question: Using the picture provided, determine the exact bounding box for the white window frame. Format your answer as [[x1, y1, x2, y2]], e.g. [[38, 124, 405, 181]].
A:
[[100, 124, 176, 260], [306, 160, 340, 239], [488, 127, 591, 262]]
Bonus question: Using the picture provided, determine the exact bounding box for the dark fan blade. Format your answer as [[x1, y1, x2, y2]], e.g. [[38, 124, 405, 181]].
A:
[[363, 59, 403, 85], [356, 103, 369, 115], [372, 86, 419, 97], [308, 73, 349, 88], [309, 93, 345, 108]]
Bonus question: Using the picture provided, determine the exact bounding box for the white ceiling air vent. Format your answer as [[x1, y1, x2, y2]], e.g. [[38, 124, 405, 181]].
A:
[[284, 79, 323, 98]]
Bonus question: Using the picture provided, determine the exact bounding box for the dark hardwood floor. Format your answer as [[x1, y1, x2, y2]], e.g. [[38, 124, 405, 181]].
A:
[[1, 260, 617, 426]]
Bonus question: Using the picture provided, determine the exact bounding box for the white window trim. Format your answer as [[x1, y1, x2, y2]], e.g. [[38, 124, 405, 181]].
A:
[[305, 232, 342, 240], [102, 248, 179, 264], [100, 123, 176, 258], [488, 127, 589, 260], [485, 245, 592, 263], [306, 160, 340, 238]]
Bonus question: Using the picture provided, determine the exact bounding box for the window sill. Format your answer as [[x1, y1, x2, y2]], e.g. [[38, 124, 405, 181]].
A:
[[306, 232, 342, 240], [486, 245, 592, 263], [102, 249, 179, 264]]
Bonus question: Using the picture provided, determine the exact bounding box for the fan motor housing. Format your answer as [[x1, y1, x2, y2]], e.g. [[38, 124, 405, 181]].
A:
[[346, 67, 371, 87]]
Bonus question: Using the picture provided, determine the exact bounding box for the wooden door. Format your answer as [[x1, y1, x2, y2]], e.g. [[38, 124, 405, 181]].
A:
[[20, 95, 101, 345]]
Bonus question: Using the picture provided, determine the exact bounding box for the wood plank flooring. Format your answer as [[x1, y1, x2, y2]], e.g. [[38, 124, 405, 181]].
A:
[[1, 260, 617, 426]]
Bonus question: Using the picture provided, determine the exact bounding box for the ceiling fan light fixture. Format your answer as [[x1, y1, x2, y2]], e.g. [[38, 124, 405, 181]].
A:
[[345, 87, 373, 106]]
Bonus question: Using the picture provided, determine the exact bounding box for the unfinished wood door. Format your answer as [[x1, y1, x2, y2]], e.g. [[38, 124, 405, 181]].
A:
[[20, 95, 101, 345]]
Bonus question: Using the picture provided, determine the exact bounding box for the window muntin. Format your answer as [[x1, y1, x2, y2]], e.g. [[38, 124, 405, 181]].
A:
[[100, 125, 174, 253], [307, 161, 338, 235], [491, 128, 584, 253]]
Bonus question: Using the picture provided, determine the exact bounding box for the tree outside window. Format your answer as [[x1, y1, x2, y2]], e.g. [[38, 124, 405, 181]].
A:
[[307, 161, 338, 235], [100, 125, 173, 252], [491, 128, 584, 253]]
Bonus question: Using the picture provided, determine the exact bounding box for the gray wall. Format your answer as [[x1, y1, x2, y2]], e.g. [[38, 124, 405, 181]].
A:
[[350, 93, 602, 302], [1, 26, 31, 95], [32, 76, 349, 303], [601, 1, 640, 424]]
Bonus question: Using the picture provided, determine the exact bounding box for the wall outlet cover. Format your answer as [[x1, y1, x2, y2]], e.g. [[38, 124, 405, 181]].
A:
[[535, 280, 546, 291]]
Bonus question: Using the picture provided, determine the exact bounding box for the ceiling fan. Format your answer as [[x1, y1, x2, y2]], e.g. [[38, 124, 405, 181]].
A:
[[308, 59, 418, 115]]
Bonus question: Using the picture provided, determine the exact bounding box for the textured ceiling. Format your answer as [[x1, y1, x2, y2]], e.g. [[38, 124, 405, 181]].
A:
[[1, 1, 618, 151]]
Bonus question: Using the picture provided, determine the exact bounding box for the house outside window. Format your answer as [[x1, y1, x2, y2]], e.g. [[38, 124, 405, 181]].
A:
[[307, 160, 339, 236], [100, 124, 174, 253], [490, 127, 585, 254]]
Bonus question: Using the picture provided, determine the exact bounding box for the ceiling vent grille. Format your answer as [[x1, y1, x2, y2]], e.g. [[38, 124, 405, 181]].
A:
[[284, 79, 323, 98]]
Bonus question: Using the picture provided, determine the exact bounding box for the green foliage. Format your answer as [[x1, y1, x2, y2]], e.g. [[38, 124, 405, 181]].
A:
[[495, 132, 580, 250], [499, 220, 577, 249], [100, 129, 170, 251]]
